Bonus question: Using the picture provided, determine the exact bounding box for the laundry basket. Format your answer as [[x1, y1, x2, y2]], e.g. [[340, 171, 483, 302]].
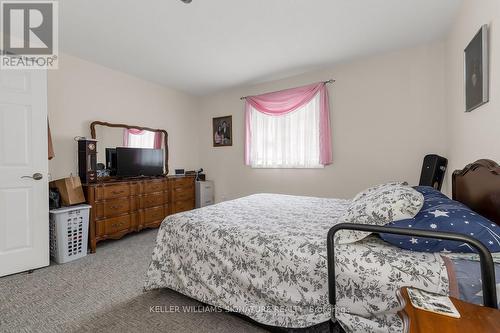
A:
[[49, 204, 91, 264]]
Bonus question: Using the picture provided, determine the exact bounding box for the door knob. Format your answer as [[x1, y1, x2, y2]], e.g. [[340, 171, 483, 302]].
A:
[[21, 173, 43, 180]]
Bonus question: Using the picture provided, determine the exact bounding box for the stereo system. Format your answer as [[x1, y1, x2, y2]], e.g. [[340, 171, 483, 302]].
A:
[[78, 139, 98, 183], [419, 154, 448, 191]]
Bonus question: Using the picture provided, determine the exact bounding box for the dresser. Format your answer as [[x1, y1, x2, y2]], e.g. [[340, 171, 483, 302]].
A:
[[84, 176, 195, 253]]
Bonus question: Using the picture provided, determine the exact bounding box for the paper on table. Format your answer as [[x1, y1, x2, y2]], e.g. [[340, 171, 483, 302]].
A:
[[407, 288, 461, 318]]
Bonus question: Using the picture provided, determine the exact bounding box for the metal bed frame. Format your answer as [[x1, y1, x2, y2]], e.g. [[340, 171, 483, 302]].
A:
[[326, 223, 498, 331]]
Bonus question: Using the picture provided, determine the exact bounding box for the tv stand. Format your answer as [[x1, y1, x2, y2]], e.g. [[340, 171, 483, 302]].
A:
[[83, 175, 195, 253]]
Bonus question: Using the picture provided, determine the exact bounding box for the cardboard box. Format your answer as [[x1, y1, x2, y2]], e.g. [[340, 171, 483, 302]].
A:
[[50, 176, 86, 206]]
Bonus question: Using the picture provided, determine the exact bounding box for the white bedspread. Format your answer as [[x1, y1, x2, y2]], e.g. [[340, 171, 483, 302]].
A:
[[144, 194, 449, 332]]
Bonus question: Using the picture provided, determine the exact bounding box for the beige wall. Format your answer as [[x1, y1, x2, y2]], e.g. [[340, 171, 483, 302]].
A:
[[51, 6, 498, 200], [48, 53, 199, 180], [444, 0, 500, 194], [198, 42, 448, 202]]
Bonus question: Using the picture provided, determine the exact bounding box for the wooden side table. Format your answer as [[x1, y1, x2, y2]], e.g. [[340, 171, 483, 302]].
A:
[[397, 287, 500, 333]]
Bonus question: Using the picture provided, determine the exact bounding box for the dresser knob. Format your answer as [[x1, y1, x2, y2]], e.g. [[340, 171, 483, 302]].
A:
[[111, 221, 126, 228]]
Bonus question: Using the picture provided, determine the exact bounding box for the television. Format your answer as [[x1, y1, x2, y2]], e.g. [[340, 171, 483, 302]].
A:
[[105, 148, 117, 175], [116, 147, 163, 177]]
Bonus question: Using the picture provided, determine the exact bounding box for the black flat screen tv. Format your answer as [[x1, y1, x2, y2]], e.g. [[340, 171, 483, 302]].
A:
[[105, 148, 117, 175], [116, 147, 163, 177]]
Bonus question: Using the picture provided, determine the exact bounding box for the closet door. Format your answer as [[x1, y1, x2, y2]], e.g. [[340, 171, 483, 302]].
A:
[[0, 69, 49, 277]]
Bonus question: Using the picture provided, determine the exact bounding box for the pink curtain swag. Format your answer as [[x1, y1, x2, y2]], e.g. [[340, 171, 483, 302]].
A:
[[244, 82, 333, 165]]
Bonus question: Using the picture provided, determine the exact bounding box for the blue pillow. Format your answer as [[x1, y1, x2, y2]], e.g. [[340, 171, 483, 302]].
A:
[[380, 186, 500, 253]]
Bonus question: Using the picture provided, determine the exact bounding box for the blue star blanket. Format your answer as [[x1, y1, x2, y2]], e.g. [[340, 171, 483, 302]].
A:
[[381, 186, 500, 253], [447, 257, 500, 308]]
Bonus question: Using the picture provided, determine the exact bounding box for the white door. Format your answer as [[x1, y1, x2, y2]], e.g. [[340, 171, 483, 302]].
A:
[[0, 69, 49, 277]]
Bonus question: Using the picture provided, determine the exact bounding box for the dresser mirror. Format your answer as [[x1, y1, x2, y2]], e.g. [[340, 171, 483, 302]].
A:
[[90, 121, 169, 176]]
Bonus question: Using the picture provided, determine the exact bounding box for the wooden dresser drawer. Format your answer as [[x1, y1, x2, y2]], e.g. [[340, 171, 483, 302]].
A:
[[85, 177, 195, 253], [144, 206, 167, 224], [101, 215, 132, 235], [173, 187, 194, 201], [141, 193, 164, 208], [143, 180, 165, 194], [101, 184, 130, 200], [172, 184, 193, 192], [173, 199, 194, 213], [171, 177, 193, 189], [95, 197, 132, 219]]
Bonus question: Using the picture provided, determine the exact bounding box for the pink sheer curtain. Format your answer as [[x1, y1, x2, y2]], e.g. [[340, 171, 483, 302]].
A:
[[123, 129, 162, 149], [244, 82, 332, 165], [153, 132, 163, 149], [123, 128, 145, 146]]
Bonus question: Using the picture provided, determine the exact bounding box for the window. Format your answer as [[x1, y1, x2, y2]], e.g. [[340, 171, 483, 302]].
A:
[[248, 93, 323, 168], [123, 129, 162, 149], [244, 82, 332, 168], [125, 130, 156, 148]]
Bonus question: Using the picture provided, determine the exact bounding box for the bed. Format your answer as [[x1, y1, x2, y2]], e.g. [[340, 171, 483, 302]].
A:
[[144, 160, 500, 333]]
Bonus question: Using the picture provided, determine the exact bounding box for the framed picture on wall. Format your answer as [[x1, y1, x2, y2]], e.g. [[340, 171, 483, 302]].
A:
[[464, 24, 489, 112], [213, 115, 232, 147]]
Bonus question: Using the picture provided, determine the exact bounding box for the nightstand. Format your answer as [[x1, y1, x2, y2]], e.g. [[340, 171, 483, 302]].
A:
[[397, 287, 500, 333]]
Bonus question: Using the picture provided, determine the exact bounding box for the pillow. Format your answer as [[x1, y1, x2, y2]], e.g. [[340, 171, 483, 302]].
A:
[[352, 181, 408, 201], [336, 183, 424, 244], [380, 186, 500, 253]]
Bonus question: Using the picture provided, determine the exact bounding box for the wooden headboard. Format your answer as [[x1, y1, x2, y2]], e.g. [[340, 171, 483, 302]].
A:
[[452, 159, 500, 225]]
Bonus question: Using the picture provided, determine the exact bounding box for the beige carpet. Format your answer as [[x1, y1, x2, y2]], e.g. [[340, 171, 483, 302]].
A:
[[0, 229, 267, 333]]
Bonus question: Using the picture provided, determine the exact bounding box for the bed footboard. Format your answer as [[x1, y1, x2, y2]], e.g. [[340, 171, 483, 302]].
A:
[[326, 223, 498, 326]]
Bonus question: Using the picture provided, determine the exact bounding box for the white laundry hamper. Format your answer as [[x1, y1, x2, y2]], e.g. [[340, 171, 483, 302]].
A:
[[49, 204, 91, 264]]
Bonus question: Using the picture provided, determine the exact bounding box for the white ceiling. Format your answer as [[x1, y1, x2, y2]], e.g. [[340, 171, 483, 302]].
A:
[[60, 0, 461, 95]]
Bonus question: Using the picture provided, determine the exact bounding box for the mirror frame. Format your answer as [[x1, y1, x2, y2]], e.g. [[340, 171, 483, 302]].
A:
[[90, 120, 169, 175]]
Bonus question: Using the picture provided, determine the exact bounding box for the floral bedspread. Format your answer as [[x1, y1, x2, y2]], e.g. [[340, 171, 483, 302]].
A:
[[144, 194, 449, 332]]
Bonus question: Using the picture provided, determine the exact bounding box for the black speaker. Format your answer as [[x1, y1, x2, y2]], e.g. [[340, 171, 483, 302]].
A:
[[419, 154, 448, 190], [78, 139, 98, 183]]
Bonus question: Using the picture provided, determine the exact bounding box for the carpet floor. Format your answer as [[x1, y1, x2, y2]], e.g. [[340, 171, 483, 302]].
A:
[[0, 229, 267, 333]]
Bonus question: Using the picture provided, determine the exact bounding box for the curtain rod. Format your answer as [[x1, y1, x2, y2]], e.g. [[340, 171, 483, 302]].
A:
[[239, 79, 335, 100]]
